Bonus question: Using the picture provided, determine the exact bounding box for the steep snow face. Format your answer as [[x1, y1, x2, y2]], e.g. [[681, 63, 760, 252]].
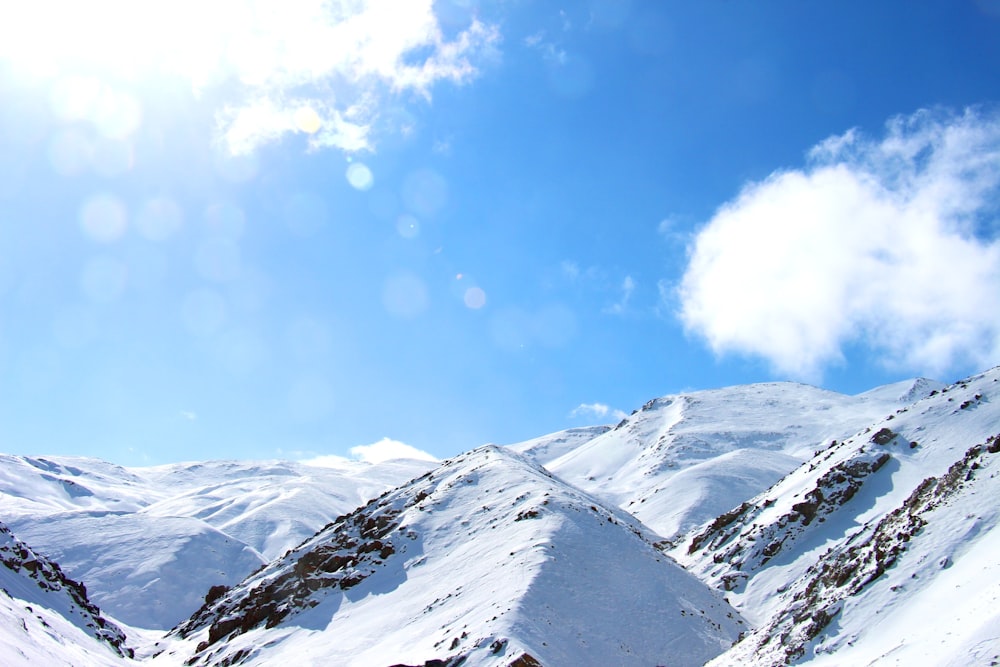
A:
[[160, 446, 745, 667], [0, 521, 130, 665], [539, 382, 919, 539], [0, 456, 435, 629], [674, 367, 1000, 666], [6, 513, 265, 630], [853, 376, 947, 406]]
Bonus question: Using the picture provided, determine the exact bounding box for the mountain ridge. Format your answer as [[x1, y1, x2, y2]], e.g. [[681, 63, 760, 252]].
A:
[[674, 366, 1000, 665], [0, 520, 131, 664], [160, 445, 744, 667], [0, 369, 997, 666]]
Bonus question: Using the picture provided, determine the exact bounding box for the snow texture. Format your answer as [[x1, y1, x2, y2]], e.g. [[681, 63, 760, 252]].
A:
[[0, 521, 130, 666], [0, 455, 434, 629], [162, 445, 744, 667], [1, 369, 998, 667]]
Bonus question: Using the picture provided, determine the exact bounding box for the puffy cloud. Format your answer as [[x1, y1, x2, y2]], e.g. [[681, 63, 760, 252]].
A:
[[349, 437, 439, 464], [678, 108, 1000, 379], [302, 437, 438, 467], [570, 402, 627, 421]]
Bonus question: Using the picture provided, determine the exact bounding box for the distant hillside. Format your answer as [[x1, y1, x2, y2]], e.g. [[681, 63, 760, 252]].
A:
[[0, 369, 997, 666]]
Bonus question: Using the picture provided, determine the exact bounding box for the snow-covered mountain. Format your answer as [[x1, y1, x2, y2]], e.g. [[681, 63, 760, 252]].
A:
[[157, 445, 744, 667], [0, 521, 130, 666], [1, 369, 997, 666], [518, 380, 941, 540], [672, 367, 1000, 666], [0, 456, 435, 628]]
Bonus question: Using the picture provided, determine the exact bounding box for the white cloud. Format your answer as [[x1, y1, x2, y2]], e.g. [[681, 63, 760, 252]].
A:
[[604, 275, 636, 315], [524, 31, 546, 48], [300, 453, 352, 469], [349, 437, 439, 464], [678, 107, 1000, 380], [570, 402, 628, 422], [1, 0, 499, 155], [211, 0, 499, 154], [301, 437, 438, 468]]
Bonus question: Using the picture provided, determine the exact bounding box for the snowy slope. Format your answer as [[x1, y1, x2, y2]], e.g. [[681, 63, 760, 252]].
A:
[[505, 425, 611, 464], [535, 381, 934, 539], [0, 455, 435, 629], [6, 512, 265, 630], [3, 370, 996, 667], [0, 521, 131, 665], [672, 368, 1000, 666], [136, 458, 436, 559], [155, 446, 745, 667]]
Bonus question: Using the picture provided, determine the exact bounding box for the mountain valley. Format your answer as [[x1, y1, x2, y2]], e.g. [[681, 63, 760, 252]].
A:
[[2, 369, 998, 666]]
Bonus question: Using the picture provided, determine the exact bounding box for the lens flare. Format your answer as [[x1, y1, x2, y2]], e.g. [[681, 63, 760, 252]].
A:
[[346, 162, 374, 190], [79, 194, 128, 243], [464, 286, 487, 309], [396, 214, 420, 239]]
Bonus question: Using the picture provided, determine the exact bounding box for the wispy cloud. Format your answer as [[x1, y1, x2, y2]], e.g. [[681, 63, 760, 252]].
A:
[[524, 29, 567, 66], [2, 0, 500, 155], [604, 275, 636, 315], [559, 260, 602, 283], [678, 107, 1000, 380], [570, 402, 628, 422], [209, 0, 501, 154]]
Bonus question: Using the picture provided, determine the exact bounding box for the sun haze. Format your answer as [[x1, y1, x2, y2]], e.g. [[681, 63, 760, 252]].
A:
[[0, 1, 998, 464]]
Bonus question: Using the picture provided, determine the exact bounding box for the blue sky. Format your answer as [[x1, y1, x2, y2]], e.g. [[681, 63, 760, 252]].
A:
[[1, 0, 999, 465]]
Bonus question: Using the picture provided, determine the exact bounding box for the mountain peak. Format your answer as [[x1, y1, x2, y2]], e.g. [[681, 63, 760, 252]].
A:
[[165, 443, 743, 667]]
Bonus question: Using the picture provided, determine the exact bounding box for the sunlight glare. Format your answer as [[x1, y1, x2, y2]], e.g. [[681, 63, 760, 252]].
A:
[[294, 106, 323, 134], [49, 76, 141, 139], [0, 0, 233, 82], [0, 0, 499, 155]]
